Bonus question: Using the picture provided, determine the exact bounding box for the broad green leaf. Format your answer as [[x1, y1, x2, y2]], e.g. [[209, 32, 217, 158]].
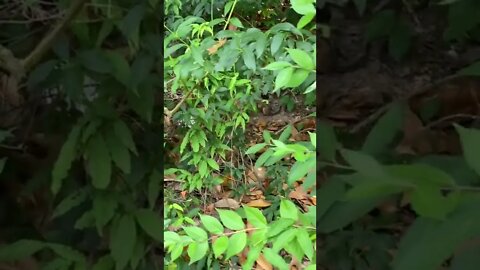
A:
[[290, 0, 316, 14], [206, 158, 219, 170], [110, 215, 137, 270], [130, 237, 144, 270], [229, 17, 244, 28], [345, 179, 405, 200], [86, 133, 112, 189], [271, 33, 284, 55], [93, 194, 117, 233], [225, 232, 247, 259], [183, 227, 208, 242], [187, 241, 209, 264], [242, 245, 262, 270], [458, 62, 480, 76], [341, 149, 387, 180], [217, 209, 245, 230], [393, 199, 480, 270], [280, 200, 299, 220], [318, 196, 386, 233], [212, 236, 229, 258], [297, 13, 315, 29], [285, 69, 310, 88], [274, 67, 294, 90], [266, 218, 296, 238], [287, 49, 314, 70], [272, 228, 297, 253], [296, 228, 314, 260], [52, 124, 82, 194], [410, 187, 459, 220], [263, 61, 292, 71], [245, 143, 266, 155], [164, 231, 181, 248], [387, 164, 455, 187], [243, 205, 267, 229], [52, 189, 87, 218], [147, 170, 161, 209], [104, 129, 131, 174], [288, 157, 315, 185], [0, 240, 44, 261], [362, 102, 403, 156], [263, 248, 289, 270], [242, 47, 256, 70], [318, 121, 337, 161], [135, 209, 164, 241], [113, 120, 137, 155], [117, 4, 145, 48], [317, 177, 345, 218], [93, 255, 114, 270], [255, 33, 267, 58], [199, 215, 224, 234], [48, 243, 85, 262], [255, 149, 274, 168], [455, 124, 480, 177]]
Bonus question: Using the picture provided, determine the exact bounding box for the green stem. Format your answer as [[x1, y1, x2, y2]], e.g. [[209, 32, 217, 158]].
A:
[[223, 0, 238, 31]]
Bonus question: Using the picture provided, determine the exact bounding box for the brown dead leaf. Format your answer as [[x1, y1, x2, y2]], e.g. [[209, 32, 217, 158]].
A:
[[207, 38, 227, 55], [246, 199, 271, 208], [247, 167, 267, 183], [255, 254, 273, 270], [214, 198, 240, 209], [180, 191, 187, 199]]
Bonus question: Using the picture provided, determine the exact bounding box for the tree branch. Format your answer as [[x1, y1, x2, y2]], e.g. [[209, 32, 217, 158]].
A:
[[22, 0, 89, 72]]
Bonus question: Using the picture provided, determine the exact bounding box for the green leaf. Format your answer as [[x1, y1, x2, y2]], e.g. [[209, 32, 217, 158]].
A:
[[387, 163, 456, 187], [318, 121, 338, 161], [110, 215, 137, 270], [217, 209, 245, 230], [187, 241, 209, 264], [274, 67, 294, 90], [287, 49, 314, 70], [455, 124, 480, 176], [266, 218, 296, 238], [341, 149, 387, 180], [52, 124, 82, 194], [288, 157, 315, 185], [0, 240, 44, 261], [104, 129, 131, 174], [458, 61, 480, 76], [296, 228, 314, 260], [242, 47, 256, 70], [362, 102, 404, 156], [245, 143, 267, 155], [206, 158, 219, 170], [255, 149, 274, 168], [297, 13, 315, 29], [317, 177, 345, 218], [229, 17, 244, 28], [263, 248, 289, 270], [52, 189, 87, 218], [92, 193, 117, 233], [242, 245, 262, 270], [243, 205, 267, 229], [225, 232, 247, 259], [393, 200, 480, 270], [106, 51, 131, 86], [164, 231, 181, 248], [48, 243, 85, 262], [93, 255, 114, 270], [285, 69, 310, 88], [212, 236, 228, 258], [183, 227, 208, 242], [86, 133, 112, 189], [113, 120, 137, 155], [271, 33, 284, 55], [147, 170, 161, 209], [135, 209, 163, 241], [255, 33, 267, 58], [199, 215, 224, 234], [410, 187, 459, 220], [117, 4, 145, 48], [263, 61, 292, 71], [290, 0, 316, 15], [272, 228, 297, 253], [280, 200, 299, 220]]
